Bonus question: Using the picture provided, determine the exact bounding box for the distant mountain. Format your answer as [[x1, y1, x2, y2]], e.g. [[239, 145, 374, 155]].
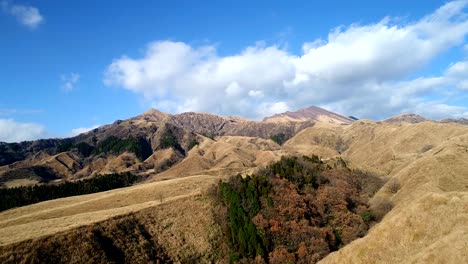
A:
[[382, 113, 428, 124], [2, 107, 468, 264], [263, 106, 354, 125], [0, 108, 314, 187], [438, 118, 468, 125], [4, 106, 466, 188], [382, 113, 468, 126]]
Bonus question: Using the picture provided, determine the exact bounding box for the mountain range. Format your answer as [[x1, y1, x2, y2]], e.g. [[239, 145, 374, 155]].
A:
[[0, 106, 467, 263]]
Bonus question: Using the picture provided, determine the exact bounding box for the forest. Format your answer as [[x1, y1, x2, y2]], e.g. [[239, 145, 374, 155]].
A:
[[93, 136, 153, 160], [0, 172, 138, 212], [211, 155, 385, 263], [56, 136, 153, 160]]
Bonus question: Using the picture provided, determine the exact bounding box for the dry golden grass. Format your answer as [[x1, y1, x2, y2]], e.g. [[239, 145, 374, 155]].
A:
[[0, 174, 219, 246], [1, 120, 468, 263], [151, 135, 287, 181], [318, 122, 468, 264], [283, 122, 344, 158], [2, 178, 39, 188], [0, 195, 223, 263]]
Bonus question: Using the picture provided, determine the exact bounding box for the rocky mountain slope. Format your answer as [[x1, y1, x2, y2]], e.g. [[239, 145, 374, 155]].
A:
[[383, 113, 468, 125], [382, 113, 428, 124], [0, 107, 319, 188], [0, 108, 467, 263], [263, 105, 355, 125]]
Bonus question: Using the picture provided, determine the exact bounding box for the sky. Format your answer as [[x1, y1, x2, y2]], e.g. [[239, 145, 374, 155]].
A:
[[1, 0, 468, 142]]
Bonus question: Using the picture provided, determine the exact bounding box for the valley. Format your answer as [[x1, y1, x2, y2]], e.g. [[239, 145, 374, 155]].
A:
[[0, 107, 467, 263]]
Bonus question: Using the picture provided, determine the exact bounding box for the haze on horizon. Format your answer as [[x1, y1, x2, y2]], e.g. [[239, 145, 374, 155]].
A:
[[1, 0, 468, 142]]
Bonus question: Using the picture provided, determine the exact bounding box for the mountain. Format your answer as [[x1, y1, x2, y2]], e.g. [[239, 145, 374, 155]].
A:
[[1, 108, 468, 263], [438, 117, 468, 125], [263, 106, 355, 125], [383, 114, 468, 126], [0, 108, 319, 187], [382, 113, 428, 124]]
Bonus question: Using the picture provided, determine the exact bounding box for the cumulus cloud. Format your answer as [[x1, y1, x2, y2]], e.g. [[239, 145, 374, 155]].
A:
[[0, 119, 45, 142], [61, 73, 80, 91], [105, 1, 468, 120], [1, 1, 43, 29], [70, 125, 99, 137]]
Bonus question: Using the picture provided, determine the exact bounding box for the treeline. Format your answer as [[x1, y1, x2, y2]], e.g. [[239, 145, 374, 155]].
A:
[[93, 136, 152, 160], [0, 172, 138, 212], [211, 155, 383, 263]]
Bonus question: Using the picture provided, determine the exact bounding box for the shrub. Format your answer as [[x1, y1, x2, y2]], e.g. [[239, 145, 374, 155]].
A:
[[420, 145, 433, 153], [335, 137, 348, 154], [188, 139, 199, 150], [386, 178, 401, 194], [370, 197, 394, 221], [360, 210, 375, 224], [353, 169, 386, 197]]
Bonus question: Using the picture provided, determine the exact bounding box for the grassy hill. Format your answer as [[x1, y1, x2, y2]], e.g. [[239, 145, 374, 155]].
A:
[[0, 114, 467, 263]]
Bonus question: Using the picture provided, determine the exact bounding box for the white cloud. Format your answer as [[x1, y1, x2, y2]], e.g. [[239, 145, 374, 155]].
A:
[[257, 102, 290, 117], [248, 90, 264, 98], [0, 119, 45, 142], [70, 125, 99, 137], [410, 102, 468, 119], [61, 73, 80, 91], [105, 1, 468, 120], [225, 82, 243, 97], [1, 1, 43, 29], [446, 61, 468, 90], [446, 61, 468, 77]]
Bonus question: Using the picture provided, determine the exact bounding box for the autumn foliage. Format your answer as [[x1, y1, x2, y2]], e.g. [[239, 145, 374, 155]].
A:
[[211, 155, 382, 263]]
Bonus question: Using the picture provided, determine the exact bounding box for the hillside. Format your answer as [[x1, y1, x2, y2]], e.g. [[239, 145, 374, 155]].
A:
[[0, 109, 467, 263], [0, 108, 316, 188]]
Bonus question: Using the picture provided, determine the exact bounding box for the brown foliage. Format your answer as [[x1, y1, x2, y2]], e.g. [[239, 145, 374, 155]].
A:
[[211, 156, 387, 263], [269, 246, 295, 264], [257, 166, 369, 262]]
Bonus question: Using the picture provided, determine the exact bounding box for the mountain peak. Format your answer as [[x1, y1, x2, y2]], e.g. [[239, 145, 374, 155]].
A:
[[141, 108, 166, 116], [383, 113, 428, 124], [136, 108, 171, 122], [263, 106, 354, 125]]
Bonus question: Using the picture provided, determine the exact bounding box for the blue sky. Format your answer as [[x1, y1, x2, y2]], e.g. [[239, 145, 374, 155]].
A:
[[1, 0, 468, 142]]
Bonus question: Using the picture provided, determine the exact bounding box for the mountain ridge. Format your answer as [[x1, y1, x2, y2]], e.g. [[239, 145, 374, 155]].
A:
[[0, 110, 467, 263], [263, 105, 355, 124]]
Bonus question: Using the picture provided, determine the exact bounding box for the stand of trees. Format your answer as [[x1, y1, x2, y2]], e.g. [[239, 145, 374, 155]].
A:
[[0, 172, 138, 212], [211, 155, 383, 263], [56, 136, 153, 160], [94, 136, 152, 160], [269, 133, 288, 145], [158, 131, 185, 155]]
